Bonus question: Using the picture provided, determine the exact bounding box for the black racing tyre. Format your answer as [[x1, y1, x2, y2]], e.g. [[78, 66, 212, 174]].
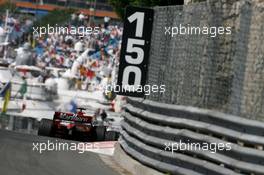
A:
[[105, 131, 119, 141], [95, 126, 106, 141], [38, 119, 53, 137]]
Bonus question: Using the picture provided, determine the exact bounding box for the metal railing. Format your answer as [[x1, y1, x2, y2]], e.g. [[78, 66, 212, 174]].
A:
[[11, 81, 56, 101], [120, 98, 264, 175]]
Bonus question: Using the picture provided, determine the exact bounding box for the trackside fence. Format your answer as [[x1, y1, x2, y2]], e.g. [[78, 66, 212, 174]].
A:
[[120, 1, 264, 174], [120, 98, 264, 175]]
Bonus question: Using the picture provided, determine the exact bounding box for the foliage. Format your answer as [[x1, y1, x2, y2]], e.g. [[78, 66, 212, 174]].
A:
[[193, 0, 206, 2], [0, 2, 17, 14], [33, 8, 76, 28], [108, 0, 184, 20], [108, 0, 131, 20]]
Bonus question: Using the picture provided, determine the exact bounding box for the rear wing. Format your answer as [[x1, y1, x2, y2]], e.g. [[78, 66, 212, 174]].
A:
[[53, 112, 93, 123]]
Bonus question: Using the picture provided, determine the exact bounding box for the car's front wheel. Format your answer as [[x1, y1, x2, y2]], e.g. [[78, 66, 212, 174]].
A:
[[105, 131, 119, 141]]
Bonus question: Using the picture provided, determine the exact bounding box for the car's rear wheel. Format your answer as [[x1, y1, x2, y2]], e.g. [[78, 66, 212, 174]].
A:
[[38, 119, 53, 137], [95, 126, 106, 141]]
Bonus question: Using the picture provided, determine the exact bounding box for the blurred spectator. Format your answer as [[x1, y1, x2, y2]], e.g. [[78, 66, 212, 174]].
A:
[[15, 42, 35, 65], [6, 11, 123, 95]]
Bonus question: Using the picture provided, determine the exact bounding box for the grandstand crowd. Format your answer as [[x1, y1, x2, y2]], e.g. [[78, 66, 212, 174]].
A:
[[1, 11, 123, 92]]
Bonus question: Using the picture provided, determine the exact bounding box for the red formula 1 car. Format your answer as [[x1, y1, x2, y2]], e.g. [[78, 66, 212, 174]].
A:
[[38, 108, 119, 141]]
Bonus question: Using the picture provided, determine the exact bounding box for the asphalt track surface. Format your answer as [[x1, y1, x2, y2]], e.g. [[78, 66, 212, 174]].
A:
[[0, 129, 120, 175]]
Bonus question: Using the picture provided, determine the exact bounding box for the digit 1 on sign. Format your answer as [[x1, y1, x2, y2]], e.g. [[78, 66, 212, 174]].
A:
[[128, 12, 144, 38]]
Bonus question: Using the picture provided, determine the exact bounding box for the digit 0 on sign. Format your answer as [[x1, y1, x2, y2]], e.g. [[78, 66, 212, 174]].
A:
[[117, 6, 154, 97]]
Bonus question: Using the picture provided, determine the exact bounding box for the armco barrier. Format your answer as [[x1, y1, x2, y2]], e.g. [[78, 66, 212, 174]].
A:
[[11, 81, 56, 101], [119, 97, 264, 175], [119, 1, 264, 174], [0, 114, 39, 134]]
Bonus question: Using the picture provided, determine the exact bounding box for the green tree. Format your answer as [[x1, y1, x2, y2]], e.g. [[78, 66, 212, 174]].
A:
[[0, 2, 17, 14], [108, 0, 184, 20], [33, 8, 76, 29], [108, 0, 131, 20]]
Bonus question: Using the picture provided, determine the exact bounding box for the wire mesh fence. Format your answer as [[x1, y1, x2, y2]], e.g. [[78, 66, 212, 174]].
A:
[[146, 0, 264, 121]]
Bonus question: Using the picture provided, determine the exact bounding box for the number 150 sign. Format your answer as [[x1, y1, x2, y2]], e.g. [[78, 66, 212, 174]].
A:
[[117, 6, 154, 97]]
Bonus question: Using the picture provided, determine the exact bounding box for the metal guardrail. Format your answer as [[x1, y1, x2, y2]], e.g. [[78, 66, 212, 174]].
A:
[[11, 81, 56, 101], [0, 114, 39, 134], [120, 97, 264, 175]]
